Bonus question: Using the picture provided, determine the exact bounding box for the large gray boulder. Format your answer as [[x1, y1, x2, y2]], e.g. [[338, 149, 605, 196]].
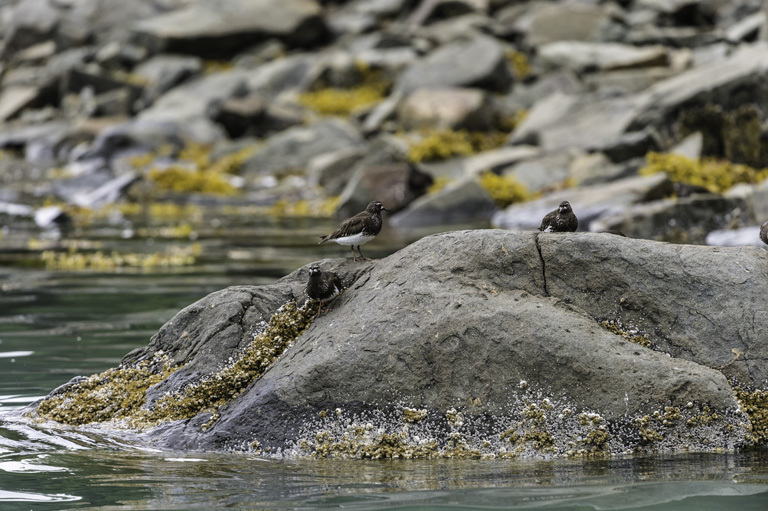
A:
[[32, 230, 768, 457], [538, 232, 768, 387], [396, 35, 513, 94], [629, 42, 768, 133], [241, 118, 365, 179], [492, 173, 673, 231], [131, 0, 328, 56]]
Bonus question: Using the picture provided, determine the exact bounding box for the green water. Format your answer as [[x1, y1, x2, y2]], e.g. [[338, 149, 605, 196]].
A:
[[0, 215, 767, 510]]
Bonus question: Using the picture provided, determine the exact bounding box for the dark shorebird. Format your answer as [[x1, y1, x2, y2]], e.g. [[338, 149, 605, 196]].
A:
[[761, 221, 768, 245], [319, 201, 389, 262], [305, 264, 344, 316], [539, 200, 578, 233]]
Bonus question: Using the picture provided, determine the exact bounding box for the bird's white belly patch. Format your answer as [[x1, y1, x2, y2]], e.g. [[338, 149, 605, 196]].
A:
[[332, 232, 374, 246]]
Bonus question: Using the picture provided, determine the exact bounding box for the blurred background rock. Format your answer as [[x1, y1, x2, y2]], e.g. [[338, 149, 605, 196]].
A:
[[1, 0, 768, 260]]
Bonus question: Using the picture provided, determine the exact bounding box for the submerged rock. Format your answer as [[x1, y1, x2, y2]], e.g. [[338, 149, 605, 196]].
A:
[[28, 230, 767, 457]]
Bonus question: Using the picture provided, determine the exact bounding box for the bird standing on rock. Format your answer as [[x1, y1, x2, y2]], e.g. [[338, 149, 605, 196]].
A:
[[305, 264, 344, 316], [761, 220, 768, 245], [319, 201, 389, 262], [539, 200, 578, 233]]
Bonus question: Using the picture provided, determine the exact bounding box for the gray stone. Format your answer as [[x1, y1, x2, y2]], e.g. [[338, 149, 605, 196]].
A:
[[388, 177, 496, 227], [397, 87, 495, 131], [306, 147, 367, 194], [131, 0, 328, 56], [581, 67, 681, 96], [492, 173, 673, 231], [406, 0, 490, 26], [510, 92, 576, 146], [138, 69, 247, 143], [630, 43, 768, 133], [132, 54, 204, 105], [0, 86, 41, 121], [116, 230, 758, 454], [590, 194, 752, 244], [538, 232, 768, 387], [571, 155, 645, 187], [242, 54, 319, 99], [538, 42, 670, 73], [68, 171, 138, 208], [670, 132, 704, 160], [3, 0, 60, 52], [327, 0, 409, 35], [33, 205, 69, 228], [523, 3, 620, 46], [76, 119, 185, 162], [418, 13, 497, 44], [706, 225, 766, 247], [336, 162, 433, 218], [461, 146, 540, 177], [15, 40, 57, 65], [214, 93, 303, 140], [500, 152, 572, 195], [725, 10, 765, 43], [513, 92, 649, 152], [502, 71, 583, 112], [140, 69, 248, 121], [362, 89, 403, 134], [60, 0, 168, 47], [241, 118, 365, 179], [590, 129, 663, 163], [396, 35, 513, 94]]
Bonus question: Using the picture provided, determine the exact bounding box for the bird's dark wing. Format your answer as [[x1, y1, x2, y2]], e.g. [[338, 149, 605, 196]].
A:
[[539, 210, 556, 231], [319, 211, 368, 242], [330, 273, 344, 293]]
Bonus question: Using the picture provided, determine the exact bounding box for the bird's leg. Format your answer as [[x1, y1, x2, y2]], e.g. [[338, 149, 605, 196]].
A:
[[350, 245, 358, 262], [356, 245, 370, 261]]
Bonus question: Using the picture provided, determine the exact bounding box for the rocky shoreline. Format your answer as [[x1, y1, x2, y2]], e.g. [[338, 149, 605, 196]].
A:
[[25, 231, 768, 457], [1, 0, 768, 245], [3, 0, 768, 458]]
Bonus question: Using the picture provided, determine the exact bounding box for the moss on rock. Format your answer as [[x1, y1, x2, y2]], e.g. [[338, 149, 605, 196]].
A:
[[639, 152, 768, 194], [407, 129, 508, 163], [477, 171, 531, 208], [299, 64, 390, 116]]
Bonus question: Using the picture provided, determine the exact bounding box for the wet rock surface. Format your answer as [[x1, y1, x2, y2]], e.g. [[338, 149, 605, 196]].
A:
[[32, 231, 766, 456]]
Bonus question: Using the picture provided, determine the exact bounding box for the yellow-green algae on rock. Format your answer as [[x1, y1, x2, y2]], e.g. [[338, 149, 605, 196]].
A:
[[600, 320, 653, 349], [282, 389, 747, 460], [407, 129, 508, 163], [735, 387, 768, 446], [35, 353, 178, 426], [139, 300, 319, 429], [33, 300, 319, 429], [639, 152, 768, 193]]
